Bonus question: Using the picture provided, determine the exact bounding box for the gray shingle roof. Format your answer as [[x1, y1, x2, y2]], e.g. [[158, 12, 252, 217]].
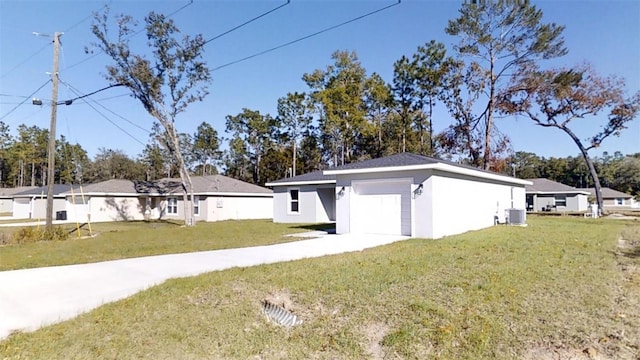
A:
[[0, 186, 38, 197], [525, 178, 588, 193], [328, 152, 442, 171], [266, 170, 335, 186], [62, 175, 271, 196], [12, 184, 79, 197], [191, 175, 272, 194], [579, 187, 633, 199]]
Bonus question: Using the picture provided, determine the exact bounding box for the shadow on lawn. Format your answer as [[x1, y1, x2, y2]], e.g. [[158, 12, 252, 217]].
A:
[[290, 223, 336, 232], [622, 246, 640, 259]]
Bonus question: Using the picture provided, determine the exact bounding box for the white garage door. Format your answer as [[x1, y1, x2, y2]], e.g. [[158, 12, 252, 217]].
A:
[[13, 198, 31, 219], [351, 179, 411, 236]]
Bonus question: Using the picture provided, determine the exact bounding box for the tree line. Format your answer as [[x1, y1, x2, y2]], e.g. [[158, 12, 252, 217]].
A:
[[1, 1, 638, 215]]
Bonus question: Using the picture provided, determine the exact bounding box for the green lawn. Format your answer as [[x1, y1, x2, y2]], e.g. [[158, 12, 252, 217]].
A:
[[1, 217, 638, 359], [0, 219, 329, 271]]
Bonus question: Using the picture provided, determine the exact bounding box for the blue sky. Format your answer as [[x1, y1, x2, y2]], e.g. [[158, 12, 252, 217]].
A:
[[1, 0, 638, 162]]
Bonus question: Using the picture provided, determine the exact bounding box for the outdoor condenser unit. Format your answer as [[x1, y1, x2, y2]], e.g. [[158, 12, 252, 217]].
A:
[[507, 208, 526, 225]]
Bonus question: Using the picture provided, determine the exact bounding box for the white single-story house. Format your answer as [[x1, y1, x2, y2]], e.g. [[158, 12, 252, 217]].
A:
[[267, 153, 531, 239], [525, 178, 590, 212], [0, 186, 37, 214], [579, 187, 639, 210], [11, 185, 78, 220], [62, 175, 273, 223]]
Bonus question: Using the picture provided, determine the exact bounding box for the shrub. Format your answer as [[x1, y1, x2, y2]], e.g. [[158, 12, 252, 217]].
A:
[[11, 226, 69, 244]]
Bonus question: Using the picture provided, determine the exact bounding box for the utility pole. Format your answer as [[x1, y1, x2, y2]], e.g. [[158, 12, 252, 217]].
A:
[[46, 32, 61, 231]]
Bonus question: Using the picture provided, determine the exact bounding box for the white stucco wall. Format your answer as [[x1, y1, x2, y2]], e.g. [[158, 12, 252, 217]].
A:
[[88, 196, 146, 222], [204, 196, 272, 221], [430, 172, 525, 239], [272, 186, 329, 223], [0, 198, 12, 213]]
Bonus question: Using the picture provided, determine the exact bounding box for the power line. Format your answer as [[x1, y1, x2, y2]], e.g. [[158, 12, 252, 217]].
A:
[[58, 79, 147, 146], [0, 43, 50, 80], [63, 0, 194, 71], [203, 0, 291, 46], [211, 0, 402, 72], [0, 79, 51, 121], [0, 3, 110, 80]]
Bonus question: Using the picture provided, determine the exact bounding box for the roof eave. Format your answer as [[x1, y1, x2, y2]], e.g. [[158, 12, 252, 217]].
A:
[[265, 180, 336, 187], [324, 163, 532, 186]]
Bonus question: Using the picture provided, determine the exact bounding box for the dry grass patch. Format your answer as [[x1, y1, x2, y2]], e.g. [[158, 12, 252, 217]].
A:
[[1, 217, 639, 359]]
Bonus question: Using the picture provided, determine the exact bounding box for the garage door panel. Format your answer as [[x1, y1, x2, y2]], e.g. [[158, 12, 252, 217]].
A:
[[351, 180, 411, 236]]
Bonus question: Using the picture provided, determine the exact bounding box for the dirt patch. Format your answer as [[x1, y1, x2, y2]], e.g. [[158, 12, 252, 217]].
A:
[[522, 346, 613, 360], [362, 322, 389, 360]]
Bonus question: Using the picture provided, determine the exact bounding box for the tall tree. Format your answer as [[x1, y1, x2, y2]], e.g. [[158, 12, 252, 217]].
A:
[[225, 108, 277, 184], [446, 0, 567, 169], [192, 122, 220, 176], [391, 55, 417, 154], [277, 92, 312, 177], [363, 72, 392, 157], [501, 63, 640, 213], [0, 121, 12, 187], [91, 7, 210, 226], [303, 50, 369, 166], [412, 40, 449, 156]]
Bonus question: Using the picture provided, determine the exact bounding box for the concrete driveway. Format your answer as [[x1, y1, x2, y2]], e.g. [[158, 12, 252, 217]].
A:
[[0, 232, 408, 340]]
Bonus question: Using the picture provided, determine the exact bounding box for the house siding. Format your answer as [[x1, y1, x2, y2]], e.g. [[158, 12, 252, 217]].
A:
[[204, 196, 272, 222], [89, 196, 146, 222], [273, 185, 325, 223], [430, 172, 524, 239]]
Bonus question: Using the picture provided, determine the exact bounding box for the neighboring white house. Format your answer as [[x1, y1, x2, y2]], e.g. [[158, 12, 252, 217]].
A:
[[525, 178, 590, 212], [61, 175, 273, 223], [268, 153, 530, 239], [0, 186, 37, 214], [579, 187, 639, 210], [11, 185, 78, 220]]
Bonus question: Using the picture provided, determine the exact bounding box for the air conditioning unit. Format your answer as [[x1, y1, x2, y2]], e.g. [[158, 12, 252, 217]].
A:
[[507, 208, 526, 225]]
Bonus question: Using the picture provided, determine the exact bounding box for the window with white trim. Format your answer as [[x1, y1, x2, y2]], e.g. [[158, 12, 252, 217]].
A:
[[167, 197, 178, 214], [616, 198, 624, 205], [193, 196, 200, 215], [555, 195, 566, 207], [289, 189, 299, 213]]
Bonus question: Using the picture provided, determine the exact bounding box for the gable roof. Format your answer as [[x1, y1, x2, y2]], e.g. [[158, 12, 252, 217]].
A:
[[191, 175, 272, 194], [0, 186, 38, 197], [525, 178, 590, 195], [61, 175, 272, 196], [578, 187, 633, 199], [12, 184, 79, 197], [265, 170, 335, 187], [323, 152, 531, 186]]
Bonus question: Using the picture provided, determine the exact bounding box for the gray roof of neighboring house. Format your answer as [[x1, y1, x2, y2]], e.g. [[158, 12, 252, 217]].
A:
[[579, 187, 633, 199], [12, 184, 79, 197], [190, 175, 272, 194], [525, 178, 589, 194], [266, 170, 335, 186], [61, 175, 272, 196], [0, 186, 38, 197]]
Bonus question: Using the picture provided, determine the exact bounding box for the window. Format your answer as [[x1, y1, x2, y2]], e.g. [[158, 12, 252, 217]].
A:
[[167, 197, 178, 214], [555, 195, 566, 207], [289, 189, 299, 213], [193, 196, 200, 215], [616, 198, 624, 205]]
